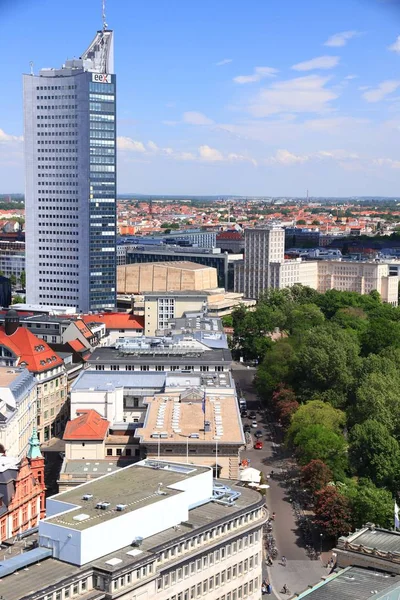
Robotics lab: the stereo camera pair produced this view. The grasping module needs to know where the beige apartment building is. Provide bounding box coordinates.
[144,291,209,336]
[317,261,398,304]
[118,261,218,294]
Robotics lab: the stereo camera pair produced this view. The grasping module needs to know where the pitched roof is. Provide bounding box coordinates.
[68,339,86,353]
[63,410,109,441]
[0,327,63,373]
[74,319,94,339]
[81,313,144,330]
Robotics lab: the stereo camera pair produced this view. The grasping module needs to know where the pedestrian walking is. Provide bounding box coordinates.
[281,555,287,567]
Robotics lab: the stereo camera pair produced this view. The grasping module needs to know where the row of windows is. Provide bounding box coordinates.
[95,364,225,372]
[37,114,78,120]
[37,131,77,136]
[163,577,259,600]
[36,85,77,91]
[37,94,77,100]
[38,158,77,162]
[89,93,115,101]
[37,104,78,110]
[89,82,115,93]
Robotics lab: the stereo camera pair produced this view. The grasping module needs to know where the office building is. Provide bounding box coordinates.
[0,310,68,441]
[0,239,25,282]
[216,231,245,254]
[317,260,398,305]
[67,369,242,477]
[126,246,229,289]
[117,262,218,294]
[143,291,208,336]
[0,367,37,460]
[0,430,46,544]
[243,225,285,298]
[0,459,265,600]
[23,27,117,312]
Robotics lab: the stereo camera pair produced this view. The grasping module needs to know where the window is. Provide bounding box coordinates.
[157,578,162,591]
[209,577,214,590]
[197,583,202,597]
[81,580,87,591]
[191,586,195,599]
[126,448,132,456]
[107,448,112,456]
[116,448,122,456]
[73,584,79,594]
[203,580,208,594]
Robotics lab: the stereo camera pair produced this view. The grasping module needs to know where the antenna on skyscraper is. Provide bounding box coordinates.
[29,61,34,76]
[102,0,108,30]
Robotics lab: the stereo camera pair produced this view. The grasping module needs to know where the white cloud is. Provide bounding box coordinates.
[248,75,338,117]
[183,111,214,125]
[198,145,224,161]
[344,74,358,80]
[117,137,146,152]
[362,80,400,102]
[233,66,278,84]
[216,58,232,66]
[373,157,400,169]
[147,141,159,152]
[0,129,23,143]
[271,149,309,165]
[388,36,400,54]
[291,55,339,71]
[324,31,359,47]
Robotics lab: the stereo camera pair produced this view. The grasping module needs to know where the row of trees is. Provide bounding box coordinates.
[231,286,399,538]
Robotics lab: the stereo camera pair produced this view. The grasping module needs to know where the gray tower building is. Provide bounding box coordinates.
[23,28,116,312]
[243,225,285,298]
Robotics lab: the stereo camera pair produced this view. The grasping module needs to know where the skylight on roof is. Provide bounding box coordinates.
[105,557,123,566]
[73,513,90,522]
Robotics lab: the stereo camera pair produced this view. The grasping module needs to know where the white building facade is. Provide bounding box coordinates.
[23,29,116,312]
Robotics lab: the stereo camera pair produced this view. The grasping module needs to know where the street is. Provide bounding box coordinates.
[232,364,327,599]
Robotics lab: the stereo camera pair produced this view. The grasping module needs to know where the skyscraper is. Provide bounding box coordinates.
[243,224,285,298]
[23,26,116,312]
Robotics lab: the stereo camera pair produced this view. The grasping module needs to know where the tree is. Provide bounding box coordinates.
[287,400,346,444]
[221,315,233,328]
[271,387,299,429]
[12,294,25,304]
[301,460,333,495]
[348,420,400,491]
[350,370,400,434]
[285,303,325,334]
[361,318,400,355]
[331,307,369,335]
[342,479,393,529]
[9,274,16,286]
[292,324,361,403]
[314,486,352,539]
[19,270,26,289]
[294,424,348,481]
[255,339,297,403]
[297,219,306,225]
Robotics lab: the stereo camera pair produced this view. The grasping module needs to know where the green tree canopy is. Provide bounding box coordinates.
[288,400,346,444]
[349,420,400,491]
[294,424,348,480]
[285,303,325,334]
[255,339,297,402]
[342,479,393,529]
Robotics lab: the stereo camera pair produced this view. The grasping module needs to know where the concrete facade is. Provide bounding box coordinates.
[117,262,218,294]
[23,30,116,312]
[144,292,208,336]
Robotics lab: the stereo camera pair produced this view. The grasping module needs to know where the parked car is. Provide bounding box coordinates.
[249,412,257,420]
[254,430,263,438]
[241,410,248,418]
[244,424,251,433]
[251,421,258,428]
[254,441,263,449]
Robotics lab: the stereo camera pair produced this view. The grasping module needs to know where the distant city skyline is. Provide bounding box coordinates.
[1,0,400,195]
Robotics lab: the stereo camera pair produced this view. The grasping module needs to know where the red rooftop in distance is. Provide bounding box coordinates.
[63,409,110,441]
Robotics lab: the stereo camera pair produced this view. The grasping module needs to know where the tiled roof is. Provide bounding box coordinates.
[68,339,86,353]
[0,327,63,373]
[74,319,94,339]
[63,409,109,441]
[81,313,144,330]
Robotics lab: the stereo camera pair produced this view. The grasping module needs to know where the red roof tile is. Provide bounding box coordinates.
[81,313,144,330]
[74,319,94,339]
[0,327,63,373]
[68,339,86,352]
[64,410,109,441]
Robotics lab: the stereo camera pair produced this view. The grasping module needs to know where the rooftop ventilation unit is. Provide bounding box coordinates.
[96,501,111,510]
[132,536,144,547]
[82,494,93,501]
[116,504,127,511]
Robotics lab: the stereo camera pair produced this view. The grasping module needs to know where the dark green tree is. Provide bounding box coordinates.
[342,479,393,529]
[287,400,345,444]
[349,420,400,491]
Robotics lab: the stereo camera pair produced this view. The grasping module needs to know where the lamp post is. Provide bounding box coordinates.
[320,533,323,555]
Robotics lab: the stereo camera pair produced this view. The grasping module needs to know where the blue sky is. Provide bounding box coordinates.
[1,0,400,196]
